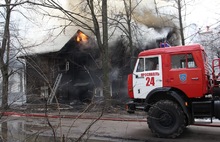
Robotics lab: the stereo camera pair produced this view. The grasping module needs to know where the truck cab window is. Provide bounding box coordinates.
[171,53,196,69]
[136,57,159,72]
[145,57,159,71]
[136,58,144,72]
[187,54,197,68]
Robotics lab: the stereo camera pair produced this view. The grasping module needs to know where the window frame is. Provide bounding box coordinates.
[135,56,159,72]
[171,53,197,69]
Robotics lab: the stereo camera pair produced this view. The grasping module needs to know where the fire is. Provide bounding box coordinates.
[76,31,88,43]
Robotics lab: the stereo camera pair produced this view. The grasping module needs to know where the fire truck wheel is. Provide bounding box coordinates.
[147,100,186,138]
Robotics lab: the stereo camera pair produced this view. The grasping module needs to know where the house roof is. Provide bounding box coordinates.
[18,30,92,57]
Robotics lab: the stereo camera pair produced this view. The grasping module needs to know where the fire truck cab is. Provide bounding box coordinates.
[127,44,220,138]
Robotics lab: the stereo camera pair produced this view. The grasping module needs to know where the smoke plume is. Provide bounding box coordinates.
[64,0,181,99]
[65,0,180,49]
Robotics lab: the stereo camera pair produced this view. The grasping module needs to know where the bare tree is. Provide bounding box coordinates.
[152,0,193,45]
[171,0,196,45]
[0,1,65,141]
[177,0,185,45]
[0,0,14,109]
[123,0,135,69]
[100,0,110,107]
[0,0,40,108]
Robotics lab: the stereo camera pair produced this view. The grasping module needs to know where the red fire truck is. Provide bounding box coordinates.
[126,44,220,138]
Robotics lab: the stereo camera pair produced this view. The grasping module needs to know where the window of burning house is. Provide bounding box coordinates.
[58,61,69,72]
[171,53,197,69]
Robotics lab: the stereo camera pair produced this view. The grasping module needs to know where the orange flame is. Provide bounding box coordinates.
[76,31,88,42]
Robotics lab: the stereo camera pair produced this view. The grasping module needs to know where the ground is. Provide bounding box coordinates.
[1,103,220,142]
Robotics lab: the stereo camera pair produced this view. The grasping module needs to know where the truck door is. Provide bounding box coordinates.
[168,53,203,98]
[133,55,163,99]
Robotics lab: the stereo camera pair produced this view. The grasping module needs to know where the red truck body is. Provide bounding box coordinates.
[127,44,220,138]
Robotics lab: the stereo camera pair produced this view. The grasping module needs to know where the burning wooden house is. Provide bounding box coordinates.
[19,27,179,105]
[20,30,105,104]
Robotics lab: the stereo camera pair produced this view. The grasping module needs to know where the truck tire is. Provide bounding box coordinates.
[147,100,186,138]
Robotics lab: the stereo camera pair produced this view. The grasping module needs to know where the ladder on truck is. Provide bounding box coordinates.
[47,73,63,104]
[212,58,220,86]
